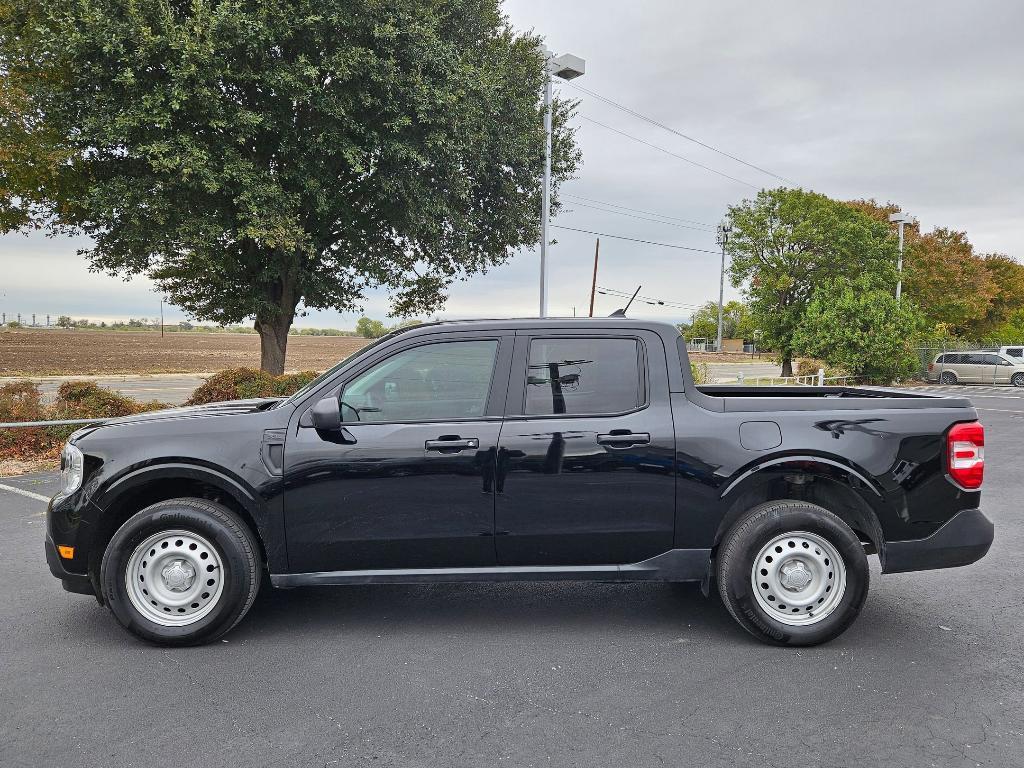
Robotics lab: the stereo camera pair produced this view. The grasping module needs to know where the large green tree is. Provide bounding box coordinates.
[678,300,754,341]
[793,275,925,381]
[1,0,579,372]
[846,199,1024,338]
[727,188,899,376]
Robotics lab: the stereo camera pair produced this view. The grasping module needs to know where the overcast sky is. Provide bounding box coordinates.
[2,0,1022,328]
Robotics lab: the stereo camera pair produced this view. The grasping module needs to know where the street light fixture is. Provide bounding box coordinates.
[888,210,917,302]
[539,49,585,318]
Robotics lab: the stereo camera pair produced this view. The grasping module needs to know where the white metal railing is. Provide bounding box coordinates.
[732,369,857,387]
[0,418,108,428]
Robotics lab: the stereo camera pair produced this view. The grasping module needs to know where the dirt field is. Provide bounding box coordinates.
[0,329,370,376]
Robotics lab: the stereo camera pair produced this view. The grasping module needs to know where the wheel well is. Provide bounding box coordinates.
[88,477,267,592]
[714,471,883,556]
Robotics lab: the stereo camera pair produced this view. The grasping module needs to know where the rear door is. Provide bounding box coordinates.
[976,353,1002,384]
[960,353,986,383]
[493,330,675,566]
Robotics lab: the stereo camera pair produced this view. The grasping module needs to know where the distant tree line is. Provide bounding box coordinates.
[11,316,361,335]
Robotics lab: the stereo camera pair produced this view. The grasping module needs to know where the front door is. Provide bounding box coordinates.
[283,334,511,573]
[494,331,676,566]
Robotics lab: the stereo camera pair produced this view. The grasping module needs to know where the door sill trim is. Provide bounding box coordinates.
[271,548,711,587]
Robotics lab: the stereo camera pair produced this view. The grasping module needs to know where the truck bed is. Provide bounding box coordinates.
[692,385,975,412]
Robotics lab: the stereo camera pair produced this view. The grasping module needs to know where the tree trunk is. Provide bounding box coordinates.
[780,355,794,378]
[255,313,292,375]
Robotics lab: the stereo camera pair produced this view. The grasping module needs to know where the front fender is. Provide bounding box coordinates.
[94,460,262,514]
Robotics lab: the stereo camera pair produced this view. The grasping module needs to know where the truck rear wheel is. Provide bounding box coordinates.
[717,500,869,646]
[100,498,261,646]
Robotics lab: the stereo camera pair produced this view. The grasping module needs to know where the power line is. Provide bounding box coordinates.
[563,80,796,185]
[596,285,703,311]
[564,199,714,232]
[581,116,760,190]
[562,193,715,228]
[551,224,719,255]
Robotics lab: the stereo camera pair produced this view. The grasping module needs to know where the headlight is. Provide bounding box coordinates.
[58,443,84,498]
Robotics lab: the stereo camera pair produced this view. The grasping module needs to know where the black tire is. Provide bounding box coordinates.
[1012,372,1024,388]
[939,371,958,385]
[100,498,262,645]
[717,500,869,646]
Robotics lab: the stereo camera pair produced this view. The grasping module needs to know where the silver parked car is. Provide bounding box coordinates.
[928,351,1024,386]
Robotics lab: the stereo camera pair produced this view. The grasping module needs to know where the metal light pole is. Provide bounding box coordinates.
[539,49,585,317]
[715,223,732,353]
[888,210,917,302]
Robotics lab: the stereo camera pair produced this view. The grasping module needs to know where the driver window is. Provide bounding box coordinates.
[340,340,499,423]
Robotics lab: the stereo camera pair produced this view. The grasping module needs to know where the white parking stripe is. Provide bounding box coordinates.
[0,483,51,503]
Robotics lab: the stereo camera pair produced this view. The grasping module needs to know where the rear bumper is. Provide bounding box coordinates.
[882,509,994,574]
[45,535,95,596]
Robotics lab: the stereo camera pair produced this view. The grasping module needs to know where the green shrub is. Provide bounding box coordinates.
[51,381,142,419]
[690,362,708,385]
[186,368,321,405]
[272,371,319,396]
[0,381,172,462]
[0,381,50,457]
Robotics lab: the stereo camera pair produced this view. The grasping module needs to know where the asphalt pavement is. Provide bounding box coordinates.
[1,387,1022,767]
[5,374,208,406]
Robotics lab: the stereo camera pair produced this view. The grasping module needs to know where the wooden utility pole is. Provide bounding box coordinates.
[588,238,600,317]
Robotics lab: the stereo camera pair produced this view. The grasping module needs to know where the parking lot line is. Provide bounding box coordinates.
[0,483,50,503]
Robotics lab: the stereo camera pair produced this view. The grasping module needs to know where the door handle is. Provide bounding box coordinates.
[597,432,650,447]
[425,437,479,453]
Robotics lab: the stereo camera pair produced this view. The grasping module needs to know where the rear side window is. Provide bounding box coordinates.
[524,337,643,416]
[1006,348,1023,358]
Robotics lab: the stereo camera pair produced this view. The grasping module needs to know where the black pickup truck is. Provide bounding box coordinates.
[46,318,993,646]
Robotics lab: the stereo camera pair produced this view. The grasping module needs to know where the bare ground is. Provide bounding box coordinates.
[0,329,370,376]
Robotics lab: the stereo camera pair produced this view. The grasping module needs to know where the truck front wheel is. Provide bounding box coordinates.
[717,500,869,646]
[100,497,262,646]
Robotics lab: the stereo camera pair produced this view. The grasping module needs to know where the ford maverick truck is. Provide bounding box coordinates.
[46,319,993,646]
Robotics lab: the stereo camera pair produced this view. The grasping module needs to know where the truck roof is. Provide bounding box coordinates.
[389,317,682,336]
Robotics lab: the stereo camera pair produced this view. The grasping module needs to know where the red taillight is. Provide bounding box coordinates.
[947,421,984,489]
[928,362,934,372]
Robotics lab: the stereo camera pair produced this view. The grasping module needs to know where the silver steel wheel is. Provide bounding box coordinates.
[1013,373,1024,388]
[125,529,225,627]
[750,531,847,626]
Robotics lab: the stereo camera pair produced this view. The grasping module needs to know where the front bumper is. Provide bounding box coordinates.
[44,534,95,595]
[882,509,994,574]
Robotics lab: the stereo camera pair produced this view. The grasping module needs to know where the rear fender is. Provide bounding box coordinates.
[715,455,886,552]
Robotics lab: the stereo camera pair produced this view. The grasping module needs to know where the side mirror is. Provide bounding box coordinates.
[310,396,342,432]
